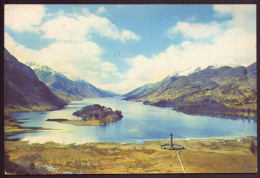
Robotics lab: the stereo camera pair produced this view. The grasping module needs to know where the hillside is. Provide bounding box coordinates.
[26,62,112,101]
[123,83,154,98]
[98,88,120,97]
[4,49,67,114]
[123,75,179,98]
[124,63,257,119]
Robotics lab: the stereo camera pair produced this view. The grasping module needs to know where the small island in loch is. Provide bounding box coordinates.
[46,104,123,126]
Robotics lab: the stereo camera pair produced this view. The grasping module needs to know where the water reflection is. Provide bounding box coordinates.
[8,97,257,144]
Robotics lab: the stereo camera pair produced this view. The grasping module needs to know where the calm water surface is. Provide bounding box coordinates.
[8,97,257,144]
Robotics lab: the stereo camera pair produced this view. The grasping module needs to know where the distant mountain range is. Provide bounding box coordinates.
[5,47,256,119]
[4,49,67,114]
[124,63,257,119]
[26,61,118,102]
[98,88,121,97]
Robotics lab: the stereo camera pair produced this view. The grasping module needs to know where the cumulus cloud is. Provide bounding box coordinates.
[5,32,103,80]
[41,15,87,42]
[123,5,256,93]
[5,32,101,71]
[5,5,139,43]
[41,13,139,43]
[5,31,125,89]
[4,5,139,92]
[5,5,45,33]
[168,21,222,40]
[96,6,108,15]
[38,41,102,72]
[4,5,256,95]
[214,5,256,32]
[101,62,118,72]
[4,32,39,62]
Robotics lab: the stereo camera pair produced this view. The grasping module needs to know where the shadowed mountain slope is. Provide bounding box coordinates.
[4,49,67,114]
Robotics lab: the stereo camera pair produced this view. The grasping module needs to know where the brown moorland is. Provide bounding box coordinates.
[5,136,257,174]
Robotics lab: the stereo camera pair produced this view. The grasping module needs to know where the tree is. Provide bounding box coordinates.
[93,113,97,119]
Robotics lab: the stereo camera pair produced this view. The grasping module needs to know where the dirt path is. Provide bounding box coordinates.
[177,150,185,173]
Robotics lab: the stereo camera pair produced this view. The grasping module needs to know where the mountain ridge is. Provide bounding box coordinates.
[4,49,67,114]
[26,61,112,101]
[124,62,257,119]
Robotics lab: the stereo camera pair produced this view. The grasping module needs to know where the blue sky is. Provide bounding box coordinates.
[5,5,256,94]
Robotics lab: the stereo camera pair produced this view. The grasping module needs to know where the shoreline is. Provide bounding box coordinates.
[125,99,257,120]
[5,136,257,174]
[6,134,257,145]
[4,109,257,174]
[4,111,256,144]
[4,116,59,140]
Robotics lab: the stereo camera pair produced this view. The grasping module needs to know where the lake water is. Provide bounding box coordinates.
[8,97,257,144]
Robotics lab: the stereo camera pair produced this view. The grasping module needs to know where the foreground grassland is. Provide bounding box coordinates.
[5,136,257,174]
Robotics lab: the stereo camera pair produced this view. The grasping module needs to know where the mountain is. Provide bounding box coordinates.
[123,68,197,98]
[98,88,120,97]
[124,63,257,119]
[123,83,154,98]
[4,49,67,114]
[26,62,112,101]
[73,79,111,98]
[123,75,179,99]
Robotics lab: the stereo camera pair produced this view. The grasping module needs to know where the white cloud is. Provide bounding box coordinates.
[81,8,90,16]
[168,21,222,39]
[5,5,256,95]
[214,5,256,33]
[4,32,39,62]
[101,62,118,72]
[4,5,138,94]
[121,30,140,42]
[38,41,102,72]
[41,12,139,43]
[96,6,108,15]
[5,32,103,81]
[5,32,125,91]
[41,15,88,42]
[5,5,45,33]
[123,5,256,93]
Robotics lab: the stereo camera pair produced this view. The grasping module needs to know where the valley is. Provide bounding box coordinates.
[4,4,257,175]
[4,49,257,175]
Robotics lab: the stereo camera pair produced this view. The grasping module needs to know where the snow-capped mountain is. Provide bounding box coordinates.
[25,61,112,101]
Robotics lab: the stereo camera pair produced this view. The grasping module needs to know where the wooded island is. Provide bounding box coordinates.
[46,104,123,126]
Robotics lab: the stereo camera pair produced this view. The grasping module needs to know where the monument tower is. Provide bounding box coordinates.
[170,132,173,147]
